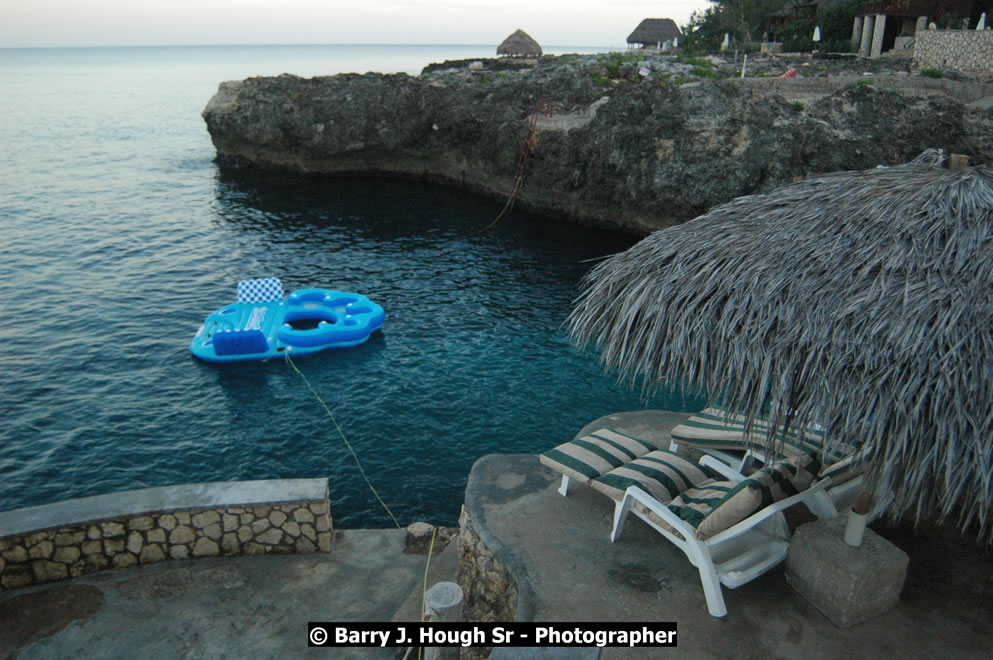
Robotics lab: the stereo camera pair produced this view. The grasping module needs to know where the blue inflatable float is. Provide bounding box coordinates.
[190,277,385,363]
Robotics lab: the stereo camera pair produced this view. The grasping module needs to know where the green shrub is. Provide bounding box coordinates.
[775,19,814,52]
[937,13,958,29]
[820,39,855,53]
[852,79,873,94]
[921,69,944,78]
[604,54,624,78]
[691,66,720,78]
[677,54,712,68]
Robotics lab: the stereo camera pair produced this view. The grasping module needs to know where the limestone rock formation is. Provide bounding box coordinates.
[202,55,993,234]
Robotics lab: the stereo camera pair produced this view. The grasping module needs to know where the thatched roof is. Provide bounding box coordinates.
[626,18,682,46]
[497,29,542,57]
[568,151,993,544]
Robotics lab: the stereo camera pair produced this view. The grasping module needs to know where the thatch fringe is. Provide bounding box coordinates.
[568,155,993,545]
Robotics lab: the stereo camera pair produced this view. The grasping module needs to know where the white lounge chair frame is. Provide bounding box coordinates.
[609,455,832,617]
[667,439,873,520]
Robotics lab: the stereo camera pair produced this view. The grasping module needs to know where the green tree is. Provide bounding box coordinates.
[681,6,725,54]
[686,0,790,45]
[685,0,860,53]
[817,0,859,52]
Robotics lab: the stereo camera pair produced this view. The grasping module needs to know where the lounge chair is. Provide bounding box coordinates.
[668,408,869,518]
[541,435,830,617]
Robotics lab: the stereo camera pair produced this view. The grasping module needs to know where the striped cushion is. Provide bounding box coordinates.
[590,449,721,503]
[820,451,865,484]
[664,454,820,540]
[672,408,860,480]
[540,429,659,486]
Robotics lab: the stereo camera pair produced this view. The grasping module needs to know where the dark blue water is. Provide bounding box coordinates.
[0,45,699,528]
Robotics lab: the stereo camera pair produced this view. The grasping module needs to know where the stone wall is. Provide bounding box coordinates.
[0,479,331,593]
[915,29,993,72]
[455,505,518,660]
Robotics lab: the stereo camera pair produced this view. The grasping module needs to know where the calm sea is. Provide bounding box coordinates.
[0,44,698,528]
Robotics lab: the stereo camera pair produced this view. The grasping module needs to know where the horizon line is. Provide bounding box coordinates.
[0,42,620,51]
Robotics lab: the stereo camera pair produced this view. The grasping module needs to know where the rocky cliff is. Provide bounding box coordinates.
[202,53,993,234]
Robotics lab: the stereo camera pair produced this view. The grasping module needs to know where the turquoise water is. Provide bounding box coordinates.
[0,45,698,528]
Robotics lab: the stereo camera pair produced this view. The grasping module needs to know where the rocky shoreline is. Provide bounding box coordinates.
[202,52,993,234]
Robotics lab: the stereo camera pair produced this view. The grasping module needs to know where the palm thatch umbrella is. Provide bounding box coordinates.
[568,151,993,545]
[626,18,682,49]
[497,29,542,57]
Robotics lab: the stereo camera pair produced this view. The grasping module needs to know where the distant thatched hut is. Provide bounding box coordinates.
[626,18,682,50]
[497,29,543,57]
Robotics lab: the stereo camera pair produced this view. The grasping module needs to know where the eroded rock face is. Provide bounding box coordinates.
[202,56,993,234]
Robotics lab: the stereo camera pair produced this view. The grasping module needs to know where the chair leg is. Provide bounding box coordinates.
[610,497,632,542]
[557,475,570,496]
[698,561,728,617]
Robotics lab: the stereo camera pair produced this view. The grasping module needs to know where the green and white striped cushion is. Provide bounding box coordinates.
[672,408,861,480]
[663,454,820,539]
[590,449,721,504]
[540,428,659,486]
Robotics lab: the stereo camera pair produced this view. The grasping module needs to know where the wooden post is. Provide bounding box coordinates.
[853,490,873,515]
[948,154,970,169]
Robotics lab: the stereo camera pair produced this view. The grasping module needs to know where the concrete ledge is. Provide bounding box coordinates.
[0,479,332,593]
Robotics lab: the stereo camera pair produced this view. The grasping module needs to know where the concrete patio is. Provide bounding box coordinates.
[2,410,991,658]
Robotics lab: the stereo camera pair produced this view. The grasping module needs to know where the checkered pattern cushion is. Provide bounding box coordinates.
[540,429,659,486]
[591,449,721,503]
[661,454,820,540]
[237,277,284,303]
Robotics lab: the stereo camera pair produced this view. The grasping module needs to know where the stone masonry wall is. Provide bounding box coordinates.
[455,505,518,660]
[0,480,331,593]
[915,30,993,72]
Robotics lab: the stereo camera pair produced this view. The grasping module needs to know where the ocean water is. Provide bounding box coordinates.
[0,44,698,528]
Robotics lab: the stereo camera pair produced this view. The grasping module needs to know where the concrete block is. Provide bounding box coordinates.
[786,516,908,627]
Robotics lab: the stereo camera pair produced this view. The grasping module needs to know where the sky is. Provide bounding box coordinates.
[0,0,714,49]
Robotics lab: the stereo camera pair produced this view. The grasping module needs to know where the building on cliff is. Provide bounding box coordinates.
[853,0,985,60]
[496,29,543,57]
[626,18,682,50]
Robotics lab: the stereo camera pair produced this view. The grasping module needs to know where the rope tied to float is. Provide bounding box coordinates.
[284,349,401,528]
[288,350,444,660]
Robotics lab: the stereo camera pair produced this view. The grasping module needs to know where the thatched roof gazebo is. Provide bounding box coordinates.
[626,18,682,49]
[568,151,993,545]
[497,29,542,57]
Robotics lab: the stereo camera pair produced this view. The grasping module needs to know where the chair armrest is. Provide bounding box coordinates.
[708,477,833,545]
[699,455,746,482]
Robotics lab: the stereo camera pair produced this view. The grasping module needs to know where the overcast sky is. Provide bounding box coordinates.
[0,0,713,48]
